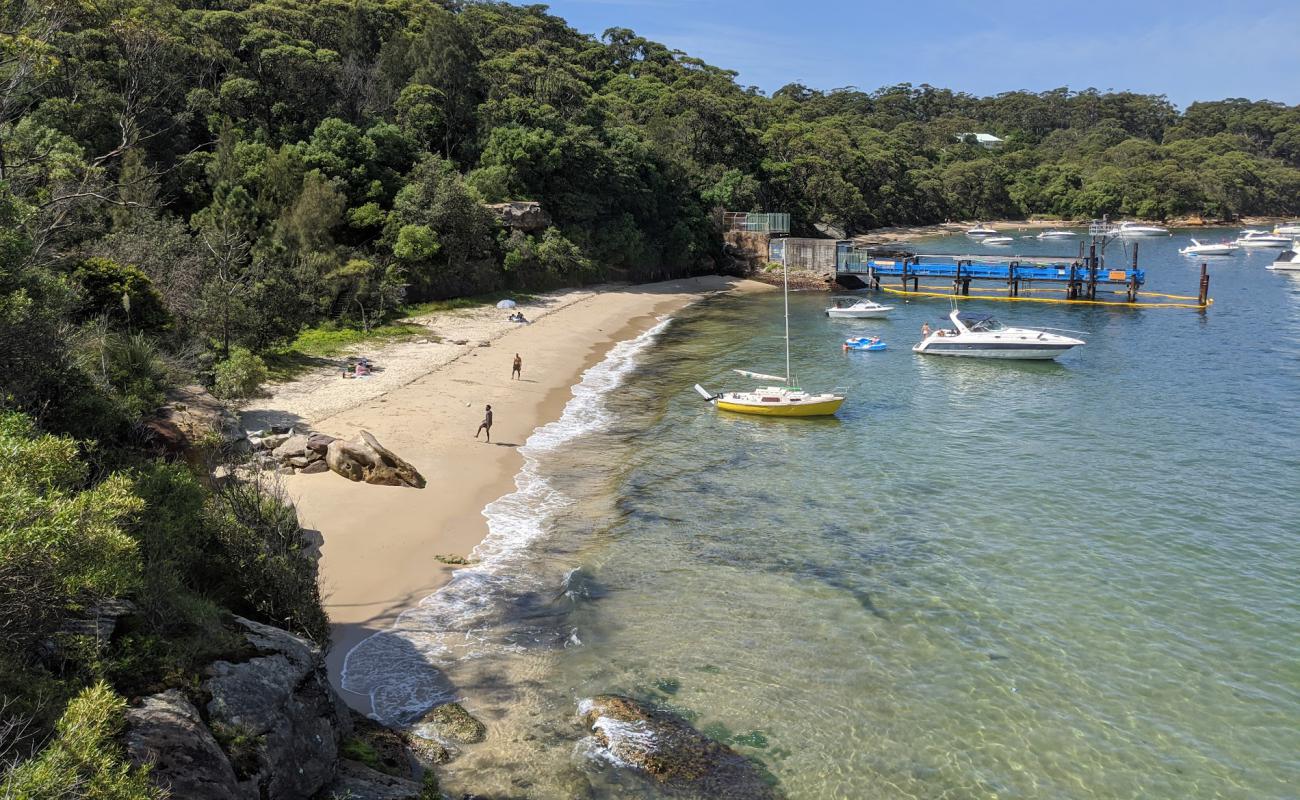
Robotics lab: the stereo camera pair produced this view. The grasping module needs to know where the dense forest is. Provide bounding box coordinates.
[3,0,1300,794]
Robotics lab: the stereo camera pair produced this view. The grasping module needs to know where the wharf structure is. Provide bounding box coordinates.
[836,239,1212,310]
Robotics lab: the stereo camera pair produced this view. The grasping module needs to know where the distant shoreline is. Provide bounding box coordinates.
[853,216,1296,245]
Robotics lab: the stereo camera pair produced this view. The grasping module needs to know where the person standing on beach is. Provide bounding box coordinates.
[512,353,522,380]
[475,404,493,443]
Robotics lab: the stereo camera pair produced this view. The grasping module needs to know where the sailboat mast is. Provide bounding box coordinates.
[783,260,791,385]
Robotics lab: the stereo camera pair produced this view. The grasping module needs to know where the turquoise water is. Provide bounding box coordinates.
[345,230,1300,798]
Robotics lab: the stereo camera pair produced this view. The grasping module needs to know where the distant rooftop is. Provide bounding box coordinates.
[955,132,1005,148]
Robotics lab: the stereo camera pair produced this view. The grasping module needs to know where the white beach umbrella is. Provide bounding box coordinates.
[496,299,517,309]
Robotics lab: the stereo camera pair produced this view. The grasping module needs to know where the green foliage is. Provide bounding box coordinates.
[213,347,268,400]
[0,413,143,655]
[0,683,161,799]
[204,479,330,644]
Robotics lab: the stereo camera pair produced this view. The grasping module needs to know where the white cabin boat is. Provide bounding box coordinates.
[1179,238,1237,256]
[1272,222,1300,235]
[1114,221,1169,237]
[1235,229,1292,248]
[1036,230,1077,240]
[1267,241,1300,271]
[913,310,1084,360]
[965,224,998,237]
[981,235,1015,245]
[825,299,894,318]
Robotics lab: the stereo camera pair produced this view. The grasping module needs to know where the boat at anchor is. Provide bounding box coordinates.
[913,309,1084,360]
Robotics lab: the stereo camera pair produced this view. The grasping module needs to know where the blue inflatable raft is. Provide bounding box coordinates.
[844,337,886,352]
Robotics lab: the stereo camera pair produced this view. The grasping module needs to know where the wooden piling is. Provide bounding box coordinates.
[1198,263,1210,307]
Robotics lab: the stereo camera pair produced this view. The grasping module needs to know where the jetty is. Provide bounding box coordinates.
[835,240,1212,309]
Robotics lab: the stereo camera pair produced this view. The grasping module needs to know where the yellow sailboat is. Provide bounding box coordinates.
[694,262,846,417]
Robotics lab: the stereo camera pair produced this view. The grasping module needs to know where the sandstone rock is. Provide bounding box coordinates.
[579,695,779,799]
[323,759,423,800]
[300,460,331,474]
[259,433,290,451]
[125,690,253,800]
[414,702,485,744]
[273,433,310,459]
[276,464,296,475]
[306,433,336,453]
[486,200,550,232]
[288,455,311,468]
[325,431,426,488]
[204,617,352,799]
[143,385,247,459]
[406,735,451,765]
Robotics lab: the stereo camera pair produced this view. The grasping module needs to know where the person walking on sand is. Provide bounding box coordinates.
[475,404,493,443]
[512,353,522,380]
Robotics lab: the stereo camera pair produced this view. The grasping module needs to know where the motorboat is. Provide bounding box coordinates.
[1272,222,1300,235]
[913,309,1084,360]
[1179,238,1237,256]
[1114,221,1169,237]
[981,235,1015,245]
[1036,230,1077,240]
[1235,229,1292,248]
[825,298,894,318]
[965,224,998,237]
[694,261,845,417]
[1267,240,1300,271]
[843,336,886,351]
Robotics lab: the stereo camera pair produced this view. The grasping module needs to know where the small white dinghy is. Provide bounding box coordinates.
[826,299,895,318]
[1179,238,1237,256]
[981,235,1015,246]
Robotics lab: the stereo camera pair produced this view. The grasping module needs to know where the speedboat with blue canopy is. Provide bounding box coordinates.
[913,309,1084,360]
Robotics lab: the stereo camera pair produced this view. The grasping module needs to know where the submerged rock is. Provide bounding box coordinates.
[579,695,780,799]
[415,701,486,744]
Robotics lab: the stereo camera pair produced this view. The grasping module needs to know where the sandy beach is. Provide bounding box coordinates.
[253,276,765,710]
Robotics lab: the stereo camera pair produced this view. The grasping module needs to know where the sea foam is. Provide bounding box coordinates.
[341,318,674,725]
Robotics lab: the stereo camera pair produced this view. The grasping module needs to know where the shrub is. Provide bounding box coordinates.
[72,257,171,334]
[0,683,161,799]
[0,413,143,655]
[213,347,268,400]
[204,477,329,645]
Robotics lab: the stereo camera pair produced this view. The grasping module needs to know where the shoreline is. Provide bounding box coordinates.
[267,276,769,713]
[854,216,1294,245]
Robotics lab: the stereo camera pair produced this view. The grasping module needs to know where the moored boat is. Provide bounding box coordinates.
[1267,240,1300,271]
[1273,222,1300,235]
[981,235,1015,245]
[1115,221,1169,237]
[966,224,998,237]
[826,299,894,318]
[1179,238,1237,256]
[1036,230,1077,240]
[1235,229,1292,248]
[913,309,1084,360]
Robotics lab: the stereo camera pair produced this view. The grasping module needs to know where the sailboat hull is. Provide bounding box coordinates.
[715,396,845,416]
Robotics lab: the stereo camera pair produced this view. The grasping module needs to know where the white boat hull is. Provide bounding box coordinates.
[827,308,891,318]
[1237,240,1290,248]
[1180,247,1236,256]
[912,342,1079,360]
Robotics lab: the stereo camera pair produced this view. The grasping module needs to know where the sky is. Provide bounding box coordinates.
[542,0,1300,108]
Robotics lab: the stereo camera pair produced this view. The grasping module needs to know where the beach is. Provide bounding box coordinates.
[256,276,765,710]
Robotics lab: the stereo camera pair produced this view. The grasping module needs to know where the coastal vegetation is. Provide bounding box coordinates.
[2,0,1299,793]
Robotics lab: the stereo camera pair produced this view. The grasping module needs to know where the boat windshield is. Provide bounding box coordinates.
[968,318,1005,332]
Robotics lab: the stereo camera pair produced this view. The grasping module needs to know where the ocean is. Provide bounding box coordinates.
[342,230,1299,798]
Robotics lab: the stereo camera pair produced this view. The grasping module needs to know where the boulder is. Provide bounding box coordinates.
[125,690,253,800]
[204,617,352,799]
[486,200,550,232]
[300,460,331,475]
[579,695,779,799]
[325,431,426,488]
[414,702,485,745]
[273,433,310,460]
[323,759,423,800]
[306,433,336,453]
[143,385,247,459]
[259,433,291,451]
[288,455,311,468]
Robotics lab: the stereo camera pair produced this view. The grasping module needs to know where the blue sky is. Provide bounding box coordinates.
[543,0,1300,107]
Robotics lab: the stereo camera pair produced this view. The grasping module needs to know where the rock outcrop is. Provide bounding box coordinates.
[326,759,424,800]
[144,384,248,460]
[414,702,486,745]
[325,430,426,487]
[579,695,780,799]
[486,200,550,232]
[125,690,251,800]
[203,617,351,799]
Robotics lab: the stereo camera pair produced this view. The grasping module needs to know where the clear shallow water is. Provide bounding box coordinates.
[345,230,1300,799]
